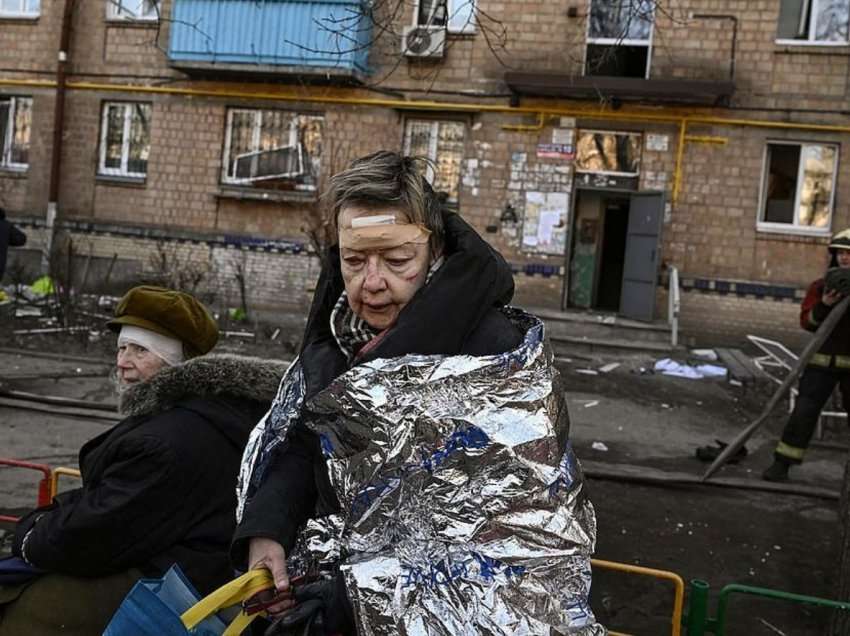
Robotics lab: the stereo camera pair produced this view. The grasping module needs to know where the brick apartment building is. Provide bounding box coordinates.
[1,0,849,347]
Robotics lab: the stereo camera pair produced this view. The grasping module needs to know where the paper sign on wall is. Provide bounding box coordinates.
[522,191,569,255]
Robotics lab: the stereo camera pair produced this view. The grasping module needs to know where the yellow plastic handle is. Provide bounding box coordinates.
[181,569,274,636]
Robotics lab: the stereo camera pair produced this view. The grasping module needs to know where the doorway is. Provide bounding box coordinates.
[568,189,630,312]
[566,188,665,321]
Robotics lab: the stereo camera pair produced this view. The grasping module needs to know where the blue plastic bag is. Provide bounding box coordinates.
[103,565,226,636]
[0,556,45,586]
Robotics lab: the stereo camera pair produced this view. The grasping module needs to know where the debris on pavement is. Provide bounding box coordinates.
[584,400,600,408]
[591,441,609,452]
[575,368,599,376]
[691,348,719,361]
[654,358,727,380]
[598,362,620,373]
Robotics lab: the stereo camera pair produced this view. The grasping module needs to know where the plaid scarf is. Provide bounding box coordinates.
[331,256,444,363]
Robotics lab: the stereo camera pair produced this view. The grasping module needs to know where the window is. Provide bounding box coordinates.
[0,97,32,170]
[575,130,642,175]
[107,0,159,21]
[98,102,151,179]
[222,109,324,191]
[403,119,465,202]
[777,0,849,44]
[416,0,476,34]
[759,142,838,233]
[585,0,655,78]
[0,0,39,17]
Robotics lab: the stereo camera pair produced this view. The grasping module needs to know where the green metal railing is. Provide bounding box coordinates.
[683,579,850,634]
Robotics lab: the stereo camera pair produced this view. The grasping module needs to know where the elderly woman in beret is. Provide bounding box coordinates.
[233,152,602,635]
[1,286,287,635]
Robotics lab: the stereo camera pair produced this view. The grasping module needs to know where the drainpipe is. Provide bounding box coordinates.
[44,0,75,272]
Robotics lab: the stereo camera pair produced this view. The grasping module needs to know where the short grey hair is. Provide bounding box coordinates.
[326,151,445,255]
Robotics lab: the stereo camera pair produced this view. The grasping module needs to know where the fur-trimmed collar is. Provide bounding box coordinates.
[119,353,288,418]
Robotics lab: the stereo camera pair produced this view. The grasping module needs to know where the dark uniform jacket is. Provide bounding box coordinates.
[233,210,523,563]
[13,354,287,595]
[801,277,850,359]
[0,212,26,281]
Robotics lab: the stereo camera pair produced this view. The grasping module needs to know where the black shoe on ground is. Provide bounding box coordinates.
[762,460,791,482]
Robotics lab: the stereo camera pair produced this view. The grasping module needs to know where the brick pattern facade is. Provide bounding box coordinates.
[2,0,850,349]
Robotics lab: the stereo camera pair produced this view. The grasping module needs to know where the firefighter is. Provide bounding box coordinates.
[763,228,850,481]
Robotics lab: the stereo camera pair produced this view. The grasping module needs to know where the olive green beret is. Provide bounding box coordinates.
[106,286,219,358]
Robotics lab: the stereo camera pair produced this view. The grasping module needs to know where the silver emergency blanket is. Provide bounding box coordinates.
[237,307,605,635]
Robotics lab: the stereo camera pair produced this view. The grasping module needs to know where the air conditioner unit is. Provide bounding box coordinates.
[402,25,446,58]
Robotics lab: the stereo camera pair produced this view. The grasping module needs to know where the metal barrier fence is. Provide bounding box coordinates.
[0,458,52,522]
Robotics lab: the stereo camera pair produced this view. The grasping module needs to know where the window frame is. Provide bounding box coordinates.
[756,139,839,236]
[0,96,32,171]
[574,128,643,177]
[413,0,477,35]
[220,107,322,190]
[775,0,850,46]
[584,0,656,79]
[402,117,467,204]
[98,101,151,180]
[106,0,160,22]
[0,0,40,18]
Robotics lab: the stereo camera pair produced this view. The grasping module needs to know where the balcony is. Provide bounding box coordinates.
[168,0,372,81]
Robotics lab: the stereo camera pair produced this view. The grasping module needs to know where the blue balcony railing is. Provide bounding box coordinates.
[168,0,372,74]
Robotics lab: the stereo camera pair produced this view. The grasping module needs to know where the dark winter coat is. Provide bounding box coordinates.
[13,354,287,596]
[232,210,523,562]
[0,211,26,281]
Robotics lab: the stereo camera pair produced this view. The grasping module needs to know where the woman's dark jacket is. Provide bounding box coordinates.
[13,355,287,595]
[233,211,522,563]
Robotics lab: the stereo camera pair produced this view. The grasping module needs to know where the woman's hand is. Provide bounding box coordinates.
[823,288,844,306]
[248,537,296,614]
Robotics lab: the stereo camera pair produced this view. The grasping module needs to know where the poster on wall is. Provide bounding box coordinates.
[522,191,569,255]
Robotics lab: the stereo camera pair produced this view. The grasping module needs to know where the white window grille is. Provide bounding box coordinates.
[222,109,324,190]
[416,0,476,34]
[777,0,850,44]
[0,0,39,18]
[585,0,655,78]
[107,0,159,21]
[98,102,151,179]
[0,97,32,170]
[758,141,838,234]
[403,119,465,202]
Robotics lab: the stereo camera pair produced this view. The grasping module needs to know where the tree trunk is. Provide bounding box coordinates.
[831,455,850,634]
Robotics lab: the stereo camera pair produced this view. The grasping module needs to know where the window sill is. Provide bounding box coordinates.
[215,186,318,204]
[96,175,147,188]
[0,167,28,179]
[775,41,850,54]
[756,224,831,242]
[105,18,160,28]
[0,14,39,23]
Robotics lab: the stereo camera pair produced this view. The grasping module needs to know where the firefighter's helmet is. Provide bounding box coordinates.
[829,229,850,251]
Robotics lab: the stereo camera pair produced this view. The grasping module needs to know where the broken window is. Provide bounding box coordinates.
[575,130,641,175]
[222,109,324,191]
[760,142,837,232]
[107,0,159,20]
[0,97,31,170]
[586,0,654,77]
[777,0,850,43]
[98,102,151,178]
[403,119,465,202]
[0,0,39,17]
[416,0,476,33]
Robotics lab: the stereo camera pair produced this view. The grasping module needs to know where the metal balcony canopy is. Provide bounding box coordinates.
[504,72,735,107]
[168,0,372,80]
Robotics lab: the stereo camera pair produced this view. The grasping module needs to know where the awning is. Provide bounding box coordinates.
[504,72,735,106]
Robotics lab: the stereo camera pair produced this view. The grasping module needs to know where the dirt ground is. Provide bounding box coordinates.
[0,325,847,635]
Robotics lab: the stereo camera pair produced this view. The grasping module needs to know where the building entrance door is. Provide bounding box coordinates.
[566,189,663,321]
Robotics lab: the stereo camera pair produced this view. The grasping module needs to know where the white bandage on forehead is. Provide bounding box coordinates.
[339,214,431,251]
[118,325,185,367]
